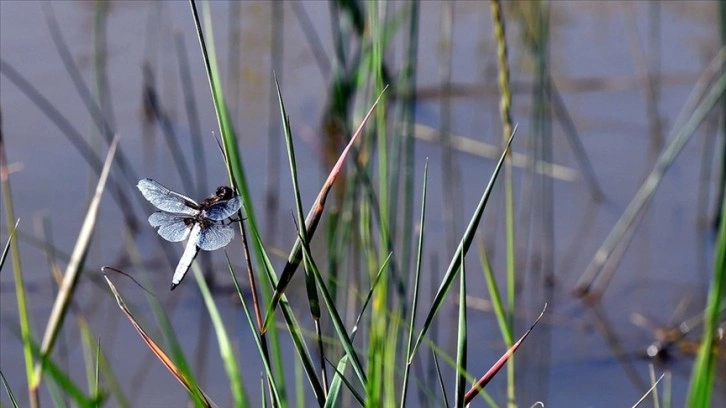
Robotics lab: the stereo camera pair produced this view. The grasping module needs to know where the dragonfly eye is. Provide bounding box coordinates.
[216,186,234,200]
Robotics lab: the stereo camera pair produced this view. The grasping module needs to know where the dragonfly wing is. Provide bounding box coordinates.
[171,224,202,290]
[204,196,242,221]
[148,211,191,242]
[137,178,199,215]
[197,223,235,251]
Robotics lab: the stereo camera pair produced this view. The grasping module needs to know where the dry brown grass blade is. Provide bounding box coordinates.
[101,270,211,407]
[31,135,119,391]
[464,304,546,404]
[262,86,388,333]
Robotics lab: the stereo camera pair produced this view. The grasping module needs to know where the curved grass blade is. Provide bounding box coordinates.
[32,136,119,391]
[297,227,368,390]
[409,130,515,360]
[190,263,249,408]
[464,304,546,404]
[252,230,327,406]
[326,255,390,407]
[263,87,388,332]
[225,253,282,407]
[101,271,212,407]
[263,86,388,332]
[323,356,365,408]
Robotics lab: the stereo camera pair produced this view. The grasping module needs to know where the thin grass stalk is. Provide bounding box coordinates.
[717,1,726,229]
[252,230,327,406]
[432,351,450,408]
[454,252,467,407]
[0,219,19,272]
[32,136,118,395]
[263,89,387,331]
[489,1,517,404]
[189,3,288,395]
[227,253,285,407]
[0,370,19,408]
[686,190,726,406]
[0,105,35,407]
[190,265,248,407]
[325,255,389,407]
[632,371,665,408]
[478,241,513,346]
[400,160,427,408]
[410,130,515,359]
[276,76,328,396]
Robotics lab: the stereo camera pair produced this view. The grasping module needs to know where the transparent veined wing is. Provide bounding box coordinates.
[203,196,242,221]
[148,211,192,242]
[137,179,199,215]
[196,222,235,251]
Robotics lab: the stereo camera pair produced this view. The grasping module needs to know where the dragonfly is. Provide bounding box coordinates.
[137,178,242,290]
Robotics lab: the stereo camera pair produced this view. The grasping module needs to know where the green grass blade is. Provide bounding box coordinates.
[225,253,282,407]
[297,228,369,390]
[687,194,726,406]
[478,242,513,346]
[326,254,390,405]
[264,88,388,332]
[324,356,365,407]
[432,351,450,408]
[1,107,35,404]
[276,75,322,323]
[27,337,100,408]
[252,231,327,406]
[454,252,467,407]
[410,131,515,360]
[400,160,428,408]
[191,264,248,408]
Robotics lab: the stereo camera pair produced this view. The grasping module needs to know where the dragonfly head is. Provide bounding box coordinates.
[214,186,235,201]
